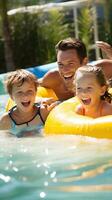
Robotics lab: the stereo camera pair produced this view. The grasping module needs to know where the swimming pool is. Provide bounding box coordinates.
[0,95,112,200]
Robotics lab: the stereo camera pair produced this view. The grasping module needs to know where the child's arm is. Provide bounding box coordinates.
[0,113,11,130]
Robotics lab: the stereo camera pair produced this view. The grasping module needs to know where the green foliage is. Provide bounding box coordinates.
[0,3,70,72]
[97,0,112,45]
[0,38,5,73]
[9,9,69,69]
[38,9,69,63]
[0,1,112,72]
[10,13,40,68]
[78,7,93,49]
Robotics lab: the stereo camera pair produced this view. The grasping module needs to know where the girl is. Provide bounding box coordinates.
[0,69,55,137]
[74,65,112,118]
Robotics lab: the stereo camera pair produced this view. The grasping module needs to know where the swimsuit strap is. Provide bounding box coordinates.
[8,106,17,125]
[37,105,45,124]
[8,104,44,125]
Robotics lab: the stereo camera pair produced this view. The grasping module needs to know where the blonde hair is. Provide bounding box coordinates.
[5,69,38,95]
[75,65,112,102]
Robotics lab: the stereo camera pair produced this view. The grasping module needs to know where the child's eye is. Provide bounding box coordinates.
[17,91,22,95]
[69,63,74,66]
[87,87,92,90]
[77,87,81,90]
[58,63,63,68]
[27,90,34,94]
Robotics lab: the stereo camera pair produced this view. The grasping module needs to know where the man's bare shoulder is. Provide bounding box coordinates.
[39,68,61,88]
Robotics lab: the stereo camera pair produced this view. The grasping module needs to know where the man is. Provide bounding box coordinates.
[39,37,88,100]
[39,39,112,102]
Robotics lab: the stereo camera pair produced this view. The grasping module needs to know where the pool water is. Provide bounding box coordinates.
[0,95,112,200]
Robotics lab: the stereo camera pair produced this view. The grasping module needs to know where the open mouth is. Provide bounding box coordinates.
[81,98,91,105]
[21,101,31,107]
[64,74,74,80]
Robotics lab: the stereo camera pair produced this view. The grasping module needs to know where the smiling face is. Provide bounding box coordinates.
[75,71,106,108]
[57,49,85,90]
[11,80,37,113]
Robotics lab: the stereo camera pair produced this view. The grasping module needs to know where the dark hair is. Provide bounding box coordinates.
[75,65,112,103]
[5,69,38,95]
[55,37,87,64]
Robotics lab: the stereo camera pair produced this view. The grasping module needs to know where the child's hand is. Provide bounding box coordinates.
[41,98,56,106]
[42,99,61,111]
[47,101,61,111]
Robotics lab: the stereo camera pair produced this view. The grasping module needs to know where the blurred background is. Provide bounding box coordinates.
[0,0,112,73]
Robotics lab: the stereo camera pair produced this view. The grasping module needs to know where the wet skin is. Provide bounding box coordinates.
[39,49,87,100]
[75,72,112,118]
[10,81,37,124]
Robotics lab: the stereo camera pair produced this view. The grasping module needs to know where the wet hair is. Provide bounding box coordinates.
[55,37,87,64]
[75,65,112,103]
[5,69,38,95]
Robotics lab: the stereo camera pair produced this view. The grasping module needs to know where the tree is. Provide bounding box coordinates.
[0,0,15,71]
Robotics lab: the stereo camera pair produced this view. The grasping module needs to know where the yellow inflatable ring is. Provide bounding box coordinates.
[45,97,112,139]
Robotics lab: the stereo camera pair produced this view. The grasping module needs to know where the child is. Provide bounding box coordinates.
[0,69,55,137]
[73,65,112,118]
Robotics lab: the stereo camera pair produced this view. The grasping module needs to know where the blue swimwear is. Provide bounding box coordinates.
[8,104,44,137]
